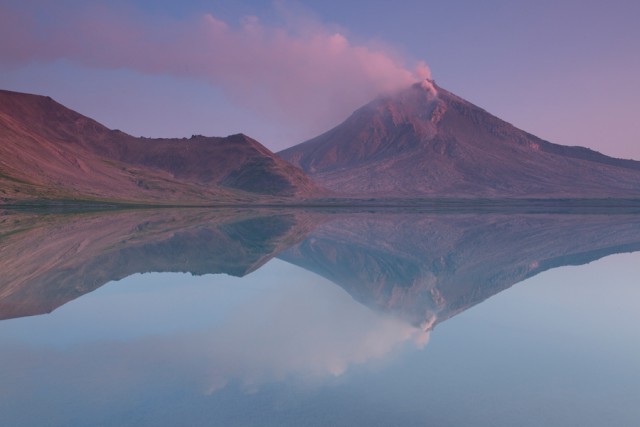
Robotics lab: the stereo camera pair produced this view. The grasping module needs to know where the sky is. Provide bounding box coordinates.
[1,0,639,158]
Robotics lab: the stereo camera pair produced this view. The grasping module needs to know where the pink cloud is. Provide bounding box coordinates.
[0,3,430,139]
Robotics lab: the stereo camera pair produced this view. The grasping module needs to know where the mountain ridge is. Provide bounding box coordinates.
[3,83,640,203]
[0,89,323,204]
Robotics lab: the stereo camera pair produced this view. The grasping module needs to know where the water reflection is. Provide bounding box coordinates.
[2,208,640,327]
[0,263,425,397]
[0,209,318,319]
[281,213,640,326]
[0,208,639,426]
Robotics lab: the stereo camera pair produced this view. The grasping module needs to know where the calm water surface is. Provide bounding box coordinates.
[0,210,638,426]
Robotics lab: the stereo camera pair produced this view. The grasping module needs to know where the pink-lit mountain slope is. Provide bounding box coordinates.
[0,89,322,204]
[279,81,640,198]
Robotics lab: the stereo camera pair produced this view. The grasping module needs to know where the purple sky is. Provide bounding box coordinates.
[1,0,639,159]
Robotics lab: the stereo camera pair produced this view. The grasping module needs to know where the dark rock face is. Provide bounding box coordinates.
[0,90,321,203]
[279,82,640,198]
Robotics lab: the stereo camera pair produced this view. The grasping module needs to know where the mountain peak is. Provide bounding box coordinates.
[279,82,640,198]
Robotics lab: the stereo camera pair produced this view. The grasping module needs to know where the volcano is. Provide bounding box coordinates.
[279,80,640,198]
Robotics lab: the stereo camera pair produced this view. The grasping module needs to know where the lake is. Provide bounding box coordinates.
[1,208,638,426]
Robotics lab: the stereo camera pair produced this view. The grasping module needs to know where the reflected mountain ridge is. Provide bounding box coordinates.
[1,208,640,326]
[0,209,320,320]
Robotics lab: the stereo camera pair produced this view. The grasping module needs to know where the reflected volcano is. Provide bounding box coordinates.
[279,213,640,327]
[1,208,640,325]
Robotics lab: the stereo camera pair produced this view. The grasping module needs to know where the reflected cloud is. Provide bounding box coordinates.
[197,281,429,393]
[0,265,428,404]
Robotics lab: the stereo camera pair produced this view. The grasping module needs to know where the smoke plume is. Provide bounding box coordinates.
[0,2,430,140]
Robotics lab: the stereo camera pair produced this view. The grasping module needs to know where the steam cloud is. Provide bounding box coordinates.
[0,2,431,140]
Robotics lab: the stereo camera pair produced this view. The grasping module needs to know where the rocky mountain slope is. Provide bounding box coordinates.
[279,81,640,198]
[0,89,321,204]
